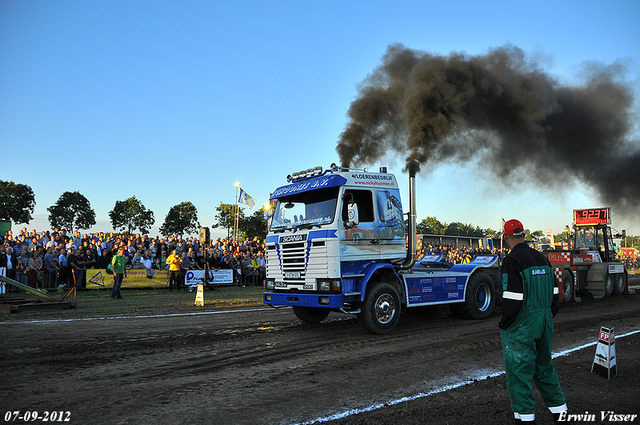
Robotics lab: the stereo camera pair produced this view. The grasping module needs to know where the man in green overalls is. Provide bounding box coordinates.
[500,219,569,424]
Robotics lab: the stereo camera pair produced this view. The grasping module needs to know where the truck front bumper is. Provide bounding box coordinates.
[263,292,343,308]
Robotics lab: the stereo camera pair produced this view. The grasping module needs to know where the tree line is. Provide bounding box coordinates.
[0,180,265,239]
[417,216,553,242]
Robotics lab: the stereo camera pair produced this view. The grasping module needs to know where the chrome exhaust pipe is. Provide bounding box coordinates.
[399,171,417,270]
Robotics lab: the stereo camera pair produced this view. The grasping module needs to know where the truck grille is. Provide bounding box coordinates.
[266,240,328,286]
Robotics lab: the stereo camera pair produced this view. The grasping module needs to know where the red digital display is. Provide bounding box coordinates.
[573,208,610,226]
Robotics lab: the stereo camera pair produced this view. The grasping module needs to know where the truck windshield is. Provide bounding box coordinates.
[270,187,339,231]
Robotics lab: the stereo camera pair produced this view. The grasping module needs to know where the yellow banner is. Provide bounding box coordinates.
[86,269,169,289]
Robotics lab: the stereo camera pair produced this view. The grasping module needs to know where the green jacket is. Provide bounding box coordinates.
[111,254,127,275]
[500,242,559,330]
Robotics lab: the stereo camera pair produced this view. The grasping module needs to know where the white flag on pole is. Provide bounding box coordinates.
[238,188,257,209]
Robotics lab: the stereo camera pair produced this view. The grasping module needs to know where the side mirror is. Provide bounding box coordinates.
[347,202,359,228]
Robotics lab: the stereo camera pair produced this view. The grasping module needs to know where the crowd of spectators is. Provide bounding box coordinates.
[623,256,640,271]
[0,227,266,291]
[1,228,638,293]
[420,242,640,271]
[418,243,507,265]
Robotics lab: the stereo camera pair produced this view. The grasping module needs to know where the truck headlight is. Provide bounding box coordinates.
[317,279,341,292]
[264,279,275,290]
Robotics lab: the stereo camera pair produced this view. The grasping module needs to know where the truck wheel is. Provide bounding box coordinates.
[604,270,614,297]
[357,282,400,334]
[292,306,331,323]
[562,269,573,302]
[613,272,627,296]
[450,271,495,320]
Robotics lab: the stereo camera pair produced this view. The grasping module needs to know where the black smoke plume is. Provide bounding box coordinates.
[336,44,640,217]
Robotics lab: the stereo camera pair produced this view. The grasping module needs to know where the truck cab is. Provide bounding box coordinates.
[264,164,500,334]
[264,165,406,310]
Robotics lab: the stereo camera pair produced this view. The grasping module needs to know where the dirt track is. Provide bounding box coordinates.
[1,279,639,425]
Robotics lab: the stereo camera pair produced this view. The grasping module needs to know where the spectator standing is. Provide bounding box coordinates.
[149,240,157,260]
[27,251,42,288]
[58,248,69,288]
[84,249,97,270]
[111,247,127,299]
[241,253,254,285]
[97,249,112,269]
[219,255,231,270]
[180,252,189,288]
[75,248,87,289]
[67,248,84,289]
[208,249,221,270]
[1,245,19,281]
[140,250,154,279]
[257,252,266,284]
[15,250,26,285]
[166,249,182,291]
[43,247,58,290]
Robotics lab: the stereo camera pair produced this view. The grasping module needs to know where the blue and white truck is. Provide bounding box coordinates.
[263,164,501,334]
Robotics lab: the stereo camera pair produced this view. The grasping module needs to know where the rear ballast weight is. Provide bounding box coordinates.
[263,164,501,334]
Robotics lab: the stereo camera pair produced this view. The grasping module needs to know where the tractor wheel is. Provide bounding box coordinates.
[604,270,614,297]
[562,269,573,302]
[449,271,495,320]
[292,306,331,323]
[357,282,401,334]
[613,272,627,296]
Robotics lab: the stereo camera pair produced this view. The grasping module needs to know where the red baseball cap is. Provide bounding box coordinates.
[503,219,525,236]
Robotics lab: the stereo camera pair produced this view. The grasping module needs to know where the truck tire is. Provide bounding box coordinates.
[562,269,573,302]
[449,271,495,320]
[292,306,331,323]
[604,270,614,297]
[357,282,401,335]
[613,272,627,296]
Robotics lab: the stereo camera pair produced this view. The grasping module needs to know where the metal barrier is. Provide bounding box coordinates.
[0,274,77,313]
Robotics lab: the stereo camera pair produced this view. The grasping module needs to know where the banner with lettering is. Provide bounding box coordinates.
[84,268,235,289]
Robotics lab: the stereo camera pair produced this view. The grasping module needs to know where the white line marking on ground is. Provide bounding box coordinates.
[296,329,640,425]
[0,307,279,325]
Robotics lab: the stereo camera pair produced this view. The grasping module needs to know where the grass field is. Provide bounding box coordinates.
[0,285,266,321]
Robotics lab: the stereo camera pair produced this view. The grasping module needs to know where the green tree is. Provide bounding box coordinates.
[109,196,155,234]
[47,191,96,231]
[553,230,571,247]
[0,180,36,224]
[417,216,446,235]
[159,201,200,237]
[242,207,268,239]
[212,202,245,238]
[530,230,546,243]
[445,222,464,236]
[470,225,488,238]
[485,228,500,239]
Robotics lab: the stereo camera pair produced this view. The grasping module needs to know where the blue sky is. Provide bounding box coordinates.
[2,0,639,238]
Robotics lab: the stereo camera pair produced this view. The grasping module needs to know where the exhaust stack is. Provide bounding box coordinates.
[399,171,417,270]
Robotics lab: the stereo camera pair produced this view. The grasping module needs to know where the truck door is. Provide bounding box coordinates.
[376,189,406,258]
[341,189,380,260]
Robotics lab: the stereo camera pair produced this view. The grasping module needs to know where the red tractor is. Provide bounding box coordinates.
[545,208,629,301]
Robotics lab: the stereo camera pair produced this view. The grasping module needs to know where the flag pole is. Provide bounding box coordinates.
[234,182,241,242]
[500,217,504,252]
